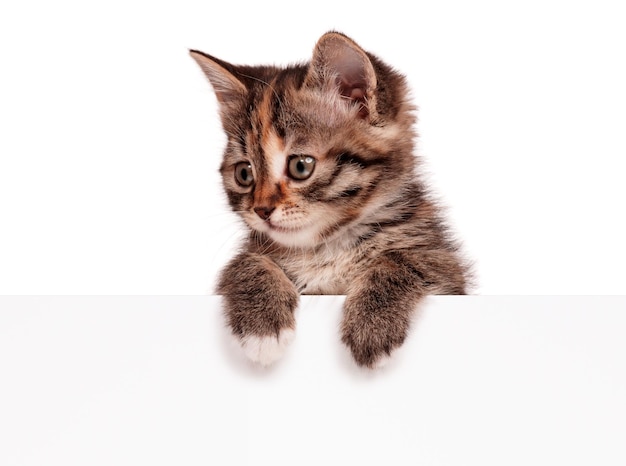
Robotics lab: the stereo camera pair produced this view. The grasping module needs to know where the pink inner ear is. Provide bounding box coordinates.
[310,34,376,120]
[348,88,365,100]
[339,82,369,119]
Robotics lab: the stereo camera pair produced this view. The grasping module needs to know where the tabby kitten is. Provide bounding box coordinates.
[191,32,470,368]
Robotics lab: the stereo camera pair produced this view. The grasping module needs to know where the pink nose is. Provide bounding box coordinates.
[254,206,275,221]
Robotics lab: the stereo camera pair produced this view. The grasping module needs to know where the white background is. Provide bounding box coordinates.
[1,4,625,464]
[2,296,625,465]
[1,0,625,294]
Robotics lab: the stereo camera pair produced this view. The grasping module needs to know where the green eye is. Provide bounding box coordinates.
[234,162,254,187]
[288,155,316,180]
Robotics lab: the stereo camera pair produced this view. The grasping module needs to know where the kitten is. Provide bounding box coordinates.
[191,32,471,368]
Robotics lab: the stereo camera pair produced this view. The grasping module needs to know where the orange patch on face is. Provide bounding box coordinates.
[251,85,293,211]
[254,180,289,210]
[258,87,282,150]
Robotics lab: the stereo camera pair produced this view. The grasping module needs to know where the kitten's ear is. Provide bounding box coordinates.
[306,32,377,120]
[189,50,247,108]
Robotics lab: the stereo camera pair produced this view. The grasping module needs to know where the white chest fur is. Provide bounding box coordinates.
[277,244,365,295]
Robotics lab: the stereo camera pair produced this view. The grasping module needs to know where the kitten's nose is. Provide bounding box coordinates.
[254,206,275,221]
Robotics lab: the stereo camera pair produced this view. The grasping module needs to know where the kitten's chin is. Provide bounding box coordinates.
[254,222,321,249]
[268,225,321,249]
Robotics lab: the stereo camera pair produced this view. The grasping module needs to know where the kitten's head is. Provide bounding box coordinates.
[191,32,417,249]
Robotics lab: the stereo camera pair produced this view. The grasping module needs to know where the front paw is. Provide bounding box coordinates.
[341,307,410,369]
[239,328,296,367]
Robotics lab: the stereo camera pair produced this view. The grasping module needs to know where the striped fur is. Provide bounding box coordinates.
[191,32,471,368]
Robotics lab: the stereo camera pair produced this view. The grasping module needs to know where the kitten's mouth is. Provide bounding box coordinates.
[265,221,320,248]
[249,214,319,246]
[267,221,302,234]
[248,214,305,235]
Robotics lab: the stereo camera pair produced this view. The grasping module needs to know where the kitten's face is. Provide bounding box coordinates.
[220,87,390,248]
[191,33,415,249]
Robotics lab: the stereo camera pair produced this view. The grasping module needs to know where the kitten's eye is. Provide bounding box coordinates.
[288,155,316,180]
[234,162,254,187]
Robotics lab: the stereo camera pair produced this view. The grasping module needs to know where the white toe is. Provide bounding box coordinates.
[372,353,393,369]
[240,329,295,366]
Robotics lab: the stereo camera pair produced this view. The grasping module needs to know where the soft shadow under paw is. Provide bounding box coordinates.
[337,341,403,379]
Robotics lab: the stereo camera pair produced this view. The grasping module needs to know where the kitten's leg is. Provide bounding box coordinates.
[217,252,299,366]
[341,251,428,369]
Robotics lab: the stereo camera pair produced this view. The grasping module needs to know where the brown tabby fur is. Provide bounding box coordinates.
[191,32,471,368]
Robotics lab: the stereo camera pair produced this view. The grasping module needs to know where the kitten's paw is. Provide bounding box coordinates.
[341,313,408,369]
[240,329,295,367]
[342,336,397,369]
